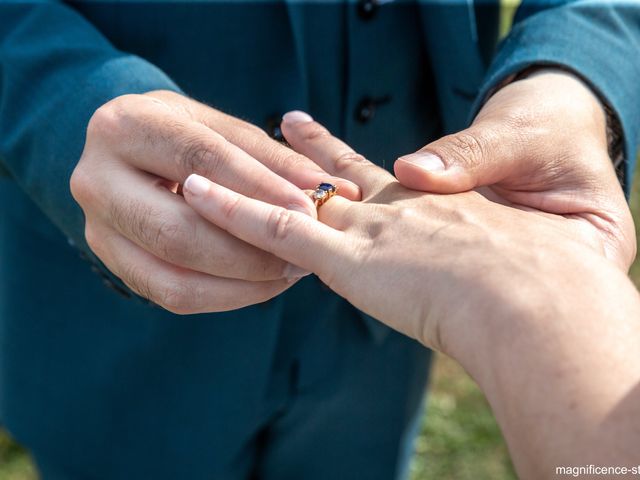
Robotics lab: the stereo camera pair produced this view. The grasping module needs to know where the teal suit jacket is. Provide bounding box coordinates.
[0,1,638,477]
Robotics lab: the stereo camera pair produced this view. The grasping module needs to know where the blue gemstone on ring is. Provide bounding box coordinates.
[317,182,336,192]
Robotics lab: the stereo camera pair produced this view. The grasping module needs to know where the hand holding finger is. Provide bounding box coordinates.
[182,173,352,279]
[78,166,304,281]
[88,95,320,216]
[72,92,334,315]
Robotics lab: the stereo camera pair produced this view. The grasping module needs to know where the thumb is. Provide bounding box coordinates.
[394,126,521,193]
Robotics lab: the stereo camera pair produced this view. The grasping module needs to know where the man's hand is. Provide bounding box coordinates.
[70,91,359,314]
[394,71,636,270]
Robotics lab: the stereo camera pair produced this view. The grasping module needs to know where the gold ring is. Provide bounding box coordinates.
[311,182,337,209]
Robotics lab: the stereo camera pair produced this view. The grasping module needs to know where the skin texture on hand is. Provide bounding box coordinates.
[183,113,608,351]
[182,115,640,479]
[394,70,636,270]
[70,90,360,313]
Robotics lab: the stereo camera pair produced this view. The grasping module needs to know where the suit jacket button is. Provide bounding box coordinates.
[355,95,392,124]
[265,114,285,142]
[355,97,376,123]
[357,0,379,20]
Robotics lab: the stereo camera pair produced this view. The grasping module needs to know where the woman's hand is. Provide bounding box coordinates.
[182,114,604,353]
[182,114,640,480]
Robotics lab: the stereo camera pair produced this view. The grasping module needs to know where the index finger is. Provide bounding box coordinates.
[196,107,362,200]
[146,91,362,200]
[182,173,349,277]
[280,111,394,195]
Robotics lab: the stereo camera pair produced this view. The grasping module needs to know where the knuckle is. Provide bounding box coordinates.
[178,135,223,180]
[243,122,270,138]
[269,150,308,174]
[445,131,487,168]
[157,281,198,315]
[151,219,192,264]
[143,90,183,107]
[333,151,368,175]
[112,200,193,264]
[266,207,294,242]
[220,194,243,222]
[69,163,94,205]
[109,199,148,242]
[87,95,136,141]
[396,206,419,222]
[83,224,102,255]
[264,257,289,280]
[120,259,202,315]
[280,151,306,169]
[303,125,332,142]
[239,254,285,282]
[209,251,238,276]
[121,262,154,303]
[86,105,117,140]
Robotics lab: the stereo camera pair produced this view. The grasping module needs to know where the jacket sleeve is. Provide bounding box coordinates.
[471,0,640,196]
[0,1,182,256]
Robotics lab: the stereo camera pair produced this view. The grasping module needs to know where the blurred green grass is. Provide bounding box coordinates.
[1,174,639,479]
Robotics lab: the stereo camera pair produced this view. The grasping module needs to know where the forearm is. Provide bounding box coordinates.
[0,2,180,254]
[446,248,640,478]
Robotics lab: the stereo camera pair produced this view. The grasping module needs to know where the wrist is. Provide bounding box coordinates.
[438,235,598,386]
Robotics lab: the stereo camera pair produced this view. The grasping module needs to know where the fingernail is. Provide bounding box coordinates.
[184,174,211,196]
[283,263,312,280]
[399,152,445,172]
[282,110,313,124]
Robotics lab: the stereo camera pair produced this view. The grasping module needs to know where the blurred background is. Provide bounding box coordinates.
[1,173,638,480]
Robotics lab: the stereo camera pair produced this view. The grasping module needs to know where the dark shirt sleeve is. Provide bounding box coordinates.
[471,0,640,197]
[0,1,182,255]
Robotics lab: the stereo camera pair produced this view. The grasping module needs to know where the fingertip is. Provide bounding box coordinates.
[394,157,455,193]
[397,152,445,172]
[281,110,319,146]
[183,173,212,197]
[282,110,314,125]
[280,111,326,144]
